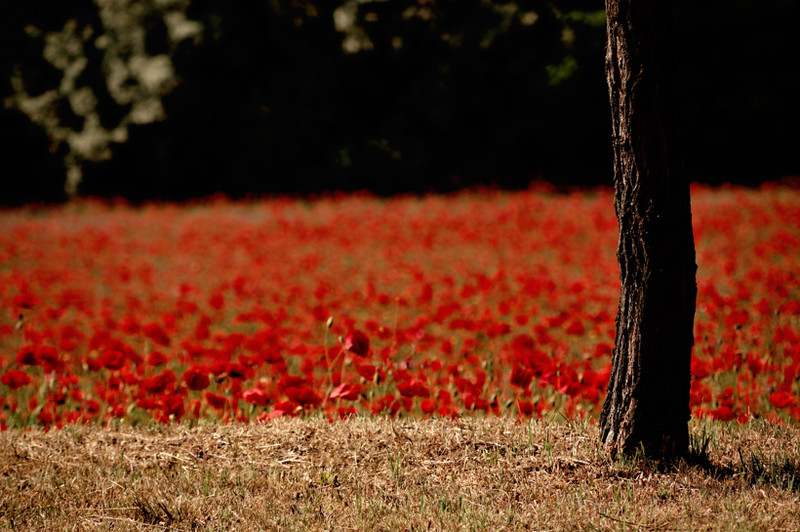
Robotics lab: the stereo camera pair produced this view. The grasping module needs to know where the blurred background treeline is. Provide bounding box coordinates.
[2,0,798,205]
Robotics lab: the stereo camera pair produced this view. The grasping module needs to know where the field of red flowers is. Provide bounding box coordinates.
[1,184,798,429]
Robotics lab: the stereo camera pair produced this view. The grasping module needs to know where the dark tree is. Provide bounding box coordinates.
[599,0,697,459]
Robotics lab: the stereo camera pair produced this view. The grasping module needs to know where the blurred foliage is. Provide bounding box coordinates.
[1,0,798,204]
[1,0,200,205]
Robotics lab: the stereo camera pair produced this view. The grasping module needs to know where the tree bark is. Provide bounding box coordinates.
[599,0,698,460]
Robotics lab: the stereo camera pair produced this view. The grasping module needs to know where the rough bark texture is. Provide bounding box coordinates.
[599,0,698,459]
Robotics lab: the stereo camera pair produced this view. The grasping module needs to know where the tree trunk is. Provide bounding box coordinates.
[599,0,698,460]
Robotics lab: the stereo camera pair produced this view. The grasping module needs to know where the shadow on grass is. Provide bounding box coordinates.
[682,432,800,493]
[610,426,800,494]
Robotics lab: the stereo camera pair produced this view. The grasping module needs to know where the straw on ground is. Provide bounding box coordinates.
[1,417,799,530]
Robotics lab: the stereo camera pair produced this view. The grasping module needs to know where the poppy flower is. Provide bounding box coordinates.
[510,365,533,389]
[420,398,436,414]
[277,374,305,390]
[209,292,225,310]
[285,387,323,408]
[769,390,797,409]
[691,358,710,379]
[137,397,160,410]
[118,316,141,335]
[13,292,37,310]
[86,356,103,372]
[355,363,376,381]
[242,388,269,406]
[397,379,430,398]
[15,346,37,366]
[709,406,735,421]
[85,399,100,414]
[37,406,55,425]
[518,401,535,417]
[161,394,185,419]
[486,322,511,337]
[101,349,126,370]
[226,363,249,380]
[343,330,370,357]
[1,369,33,390]
[265,401,296,419]
[183,366,210,391]
[142,322,171,347]
[148,351,168,366]
[329,383,363,401]
[141,370,176,394]
[205,392,227,410]
[35,346,63,372]
[565,321,586,335]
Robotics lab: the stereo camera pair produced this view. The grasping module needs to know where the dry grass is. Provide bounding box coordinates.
[1,417,799,531]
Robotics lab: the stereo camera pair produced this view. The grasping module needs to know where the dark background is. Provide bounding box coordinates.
[2,0,799,206]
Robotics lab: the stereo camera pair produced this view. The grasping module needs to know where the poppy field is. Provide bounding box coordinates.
[1,184,798,430]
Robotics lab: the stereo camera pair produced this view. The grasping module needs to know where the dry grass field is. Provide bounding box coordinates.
[1,417,799,531]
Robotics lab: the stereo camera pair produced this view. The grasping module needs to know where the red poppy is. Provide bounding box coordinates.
[35,346,63,372]
[1,370,33,390]
[209,292,225,310]
[463,394,490,412]
[204,392,227,410]
[37,405,55,426]
[769,390,796,409]
[242,388,269,406]
[355,363,376,381]
[725,309,750,328]
[397,379,430,398]
[85,399,100,414]
[259,349,284,364]
[15,346,37,366]
[118,316,141,335]
[101,349,126,370]
[226,363,249,380]
[13,292,37,310]
[137,397,160,410]
[183,366,210,391]
[194,315,211,341]
[420,398,436,414]
[86,356,103,372]
[277,374,306,390]
[329,383,363,401]
[285,387,323,408]
[594,342,613,357]
[486,322,511,338]
[709,406,735,421]
[438,390,452,405]
[439,339,453,355]
[142,322,171,347]
[691,358,710,379]
[148,351,168,366]
[272,400,301,416]
[343,330,370,357]
[510,365,533,389]
[565,321,586,335]
[518,401,535,417]
[453,376,482,396]
[161,394,185,419]
[141,370,176,394]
